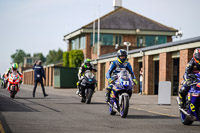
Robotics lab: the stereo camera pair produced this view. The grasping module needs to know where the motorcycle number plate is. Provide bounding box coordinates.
[123,81,129,85]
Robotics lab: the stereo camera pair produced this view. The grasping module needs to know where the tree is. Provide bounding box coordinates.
[11,49,30,64]
[33,53,46,63]
[55,48,63,62]
[46,48,63,64]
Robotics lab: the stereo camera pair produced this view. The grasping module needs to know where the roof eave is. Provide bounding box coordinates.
[64,28,177,40]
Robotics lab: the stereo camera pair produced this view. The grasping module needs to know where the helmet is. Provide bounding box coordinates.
[117,49,127,64]
[193,48,200,65]
[84,58,91,68]
[12,63,18,71]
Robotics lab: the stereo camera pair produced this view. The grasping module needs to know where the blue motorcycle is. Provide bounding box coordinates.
[108,70,134,118]
[177,73,200,125]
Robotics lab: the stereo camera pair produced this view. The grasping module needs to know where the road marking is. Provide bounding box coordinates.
[130,107,178,118]
[0,121,5,133]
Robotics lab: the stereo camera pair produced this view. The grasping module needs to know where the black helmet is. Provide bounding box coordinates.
[117,49,127,64]
[193,48,200,65]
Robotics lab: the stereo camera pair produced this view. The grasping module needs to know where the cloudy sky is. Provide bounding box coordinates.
[0,0,200,75]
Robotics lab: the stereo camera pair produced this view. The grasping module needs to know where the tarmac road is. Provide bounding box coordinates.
[0,85,200,133]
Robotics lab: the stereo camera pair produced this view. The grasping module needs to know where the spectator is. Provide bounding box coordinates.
[32,60,48,97]
[139,68,143,94]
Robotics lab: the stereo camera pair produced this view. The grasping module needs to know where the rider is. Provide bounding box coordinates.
[77,58,97,102]
[179,48,200,108]
[6,63,23,91]
[105,49,138,102]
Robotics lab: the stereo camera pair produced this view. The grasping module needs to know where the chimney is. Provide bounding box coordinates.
[113,0,122,10]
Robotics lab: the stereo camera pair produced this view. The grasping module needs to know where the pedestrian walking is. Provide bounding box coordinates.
[139,68,143,94]
[32,60,48,97]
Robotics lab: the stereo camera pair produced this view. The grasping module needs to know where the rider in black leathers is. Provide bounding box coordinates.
[179,48,200,108]
[77,58,97,102]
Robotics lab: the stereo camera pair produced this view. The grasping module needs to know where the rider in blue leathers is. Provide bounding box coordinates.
[179,48,200,108]
[105,49,138,102]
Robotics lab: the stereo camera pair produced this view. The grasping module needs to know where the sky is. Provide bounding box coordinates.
[0,0,200,75]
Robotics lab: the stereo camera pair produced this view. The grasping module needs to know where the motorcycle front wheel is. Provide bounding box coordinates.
[120,96,129,118]
[180,111,193,125]
[86,89,93,104]
[10,86,16,99]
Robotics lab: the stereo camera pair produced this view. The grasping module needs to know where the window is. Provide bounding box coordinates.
[101,34,113,45]
[71,40,75,50]
[91,33,113,46]
[137,35,167,47]
[80,36,86,49]
[27,58,32,64]
[71,38,80,50]
[137,36,145,47]
[90,33,98,46]
[114,35,122,46]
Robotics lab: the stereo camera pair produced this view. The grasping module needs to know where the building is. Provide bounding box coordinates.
[18,57,39,73]
[63,4,177,60]
[94,36,200,95]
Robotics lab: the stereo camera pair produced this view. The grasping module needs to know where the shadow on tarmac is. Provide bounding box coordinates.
[89,102,106,105]
[0,95,34,112]
[0,112,12,133]
[15,97,50,100]
[127,114,178,119]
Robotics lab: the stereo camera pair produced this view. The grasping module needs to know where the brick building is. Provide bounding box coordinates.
[94,36,200,95]
[63,6,177,60]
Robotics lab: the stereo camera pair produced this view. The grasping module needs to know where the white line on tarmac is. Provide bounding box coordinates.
[130,106,178,117]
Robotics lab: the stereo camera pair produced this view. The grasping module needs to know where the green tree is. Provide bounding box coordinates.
[55,48,63,62]
[33,53,46,63]
[46,48,63,64]
[11,49,30,64]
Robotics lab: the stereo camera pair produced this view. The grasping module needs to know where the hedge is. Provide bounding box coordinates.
[63,50,84,68]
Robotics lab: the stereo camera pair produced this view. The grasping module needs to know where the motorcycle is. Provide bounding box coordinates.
[1,75,8,89]
[80,70,97,104]
[107,70,134,118]
[177,72,200,125]
[7,72,22,99]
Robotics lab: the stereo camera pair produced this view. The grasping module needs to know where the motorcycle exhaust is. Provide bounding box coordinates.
[176,97,196,121]
[176,97,190,116]
[107,102,120,114]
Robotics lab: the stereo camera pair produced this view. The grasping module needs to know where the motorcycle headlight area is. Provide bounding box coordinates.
[196,83,200,88]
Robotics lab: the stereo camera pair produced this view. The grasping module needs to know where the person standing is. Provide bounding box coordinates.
[139,68,143,94]
[32,60,48,97]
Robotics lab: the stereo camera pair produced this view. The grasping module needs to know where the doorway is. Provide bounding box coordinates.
[172,58,179,95]
[139,62,143,93]
[154,61,159,94]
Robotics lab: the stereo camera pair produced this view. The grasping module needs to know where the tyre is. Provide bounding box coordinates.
[1,83,3,89]
[180,111,194,125]
[10,86,16,99]
[86,89,93,104]
[120,96,129,118]
[10,91,15,99]
[4,83,6,89]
